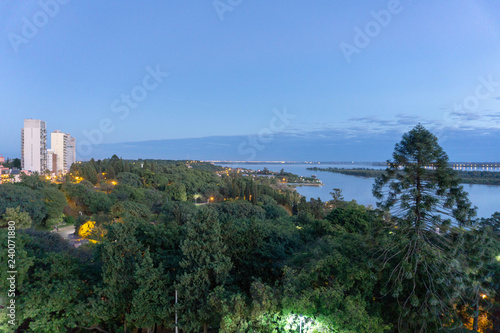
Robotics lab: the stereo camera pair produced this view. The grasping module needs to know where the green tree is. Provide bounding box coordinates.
[111,201,151,220]
[129,249,172,332]
[40,187,67,228]
[116,172,142,188]
[110,154,125,173]
[88,191,114,215]
[105,165,116,180]
[97,221,142,332]
[82,162,99,184]
[0,184,46,226]
[372,124,476,331]
[5,157,22,169]
[1,206,32,228]
[19,174,48,190]
[325,203,375,235]
[456,226,498,331]
[164,182,187,202]
[176,208,232,333]
[329,188,344,209]
[0,230,96,333]
[16,252,85,332]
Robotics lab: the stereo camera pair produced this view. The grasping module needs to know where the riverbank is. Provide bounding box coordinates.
[286,183,325,187]
[307,167,500,186]
[216,163,499,218]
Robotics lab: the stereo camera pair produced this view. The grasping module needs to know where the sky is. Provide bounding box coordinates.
[1,0,499,161]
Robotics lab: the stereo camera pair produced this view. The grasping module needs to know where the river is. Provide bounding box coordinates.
[216,163,499,219]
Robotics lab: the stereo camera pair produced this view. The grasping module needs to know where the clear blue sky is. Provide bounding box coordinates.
[1,1,499,161]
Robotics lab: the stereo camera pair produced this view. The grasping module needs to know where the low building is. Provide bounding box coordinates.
[0,155,11,183]
[10,168,31,183]
[0,155,32,183]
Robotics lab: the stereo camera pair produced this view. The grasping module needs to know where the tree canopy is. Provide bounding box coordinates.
[0,151,498,332]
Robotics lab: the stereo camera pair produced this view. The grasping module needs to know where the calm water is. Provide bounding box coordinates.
[217,163,500,219]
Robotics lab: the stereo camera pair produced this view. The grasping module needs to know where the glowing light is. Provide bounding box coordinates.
[111,181,117,185]
[78,221,103,243]
[79,221,96,238]
[284,314,327,332]
[481,294,487,299]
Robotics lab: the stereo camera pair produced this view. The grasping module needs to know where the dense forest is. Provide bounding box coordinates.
[1,127,499,332]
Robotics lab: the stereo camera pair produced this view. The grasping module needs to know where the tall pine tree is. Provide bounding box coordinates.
[373,124,476,331]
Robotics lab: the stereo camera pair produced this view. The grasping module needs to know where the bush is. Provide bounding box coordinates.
[63,215,76,226]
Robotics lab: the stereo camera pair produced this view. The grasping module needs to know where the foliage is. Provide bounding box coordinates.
[0,184,45,225]
[0,229,95,332]
[95,220,171,332]
[111,201,151,220]
[176,207,232,332]
[116,172,142,188]
[373,124,476,331]
[0,154,494,332]
[1,206,32,228]
[39,186,67,227]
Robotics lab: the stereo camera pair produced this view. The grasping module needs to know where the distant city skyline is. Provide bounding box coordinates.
[1,1,499,161]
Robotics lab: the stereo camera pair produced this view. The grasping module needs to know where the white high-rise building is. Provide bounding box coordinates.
[66,136,76,172]
[51,130,68,174]
[51,130,76,174]
[21,119,47,173]
[47,149,57,174]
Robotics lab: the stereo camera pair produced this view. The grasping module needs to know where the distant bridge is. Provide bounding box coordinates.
[449,162,500,171]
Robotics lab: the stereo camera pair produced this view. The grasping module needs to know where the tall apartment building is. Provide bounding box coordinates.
[47,149,57,174]
[21,119,47,173]
[66,136,76,171]
[51,130,76,174]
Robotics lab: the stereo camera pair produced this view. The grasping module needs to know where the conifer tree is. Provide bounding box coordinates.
[176,207,232,333]
[97,221,141,332]
[129,249,172,332]
[373,124,476,331]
